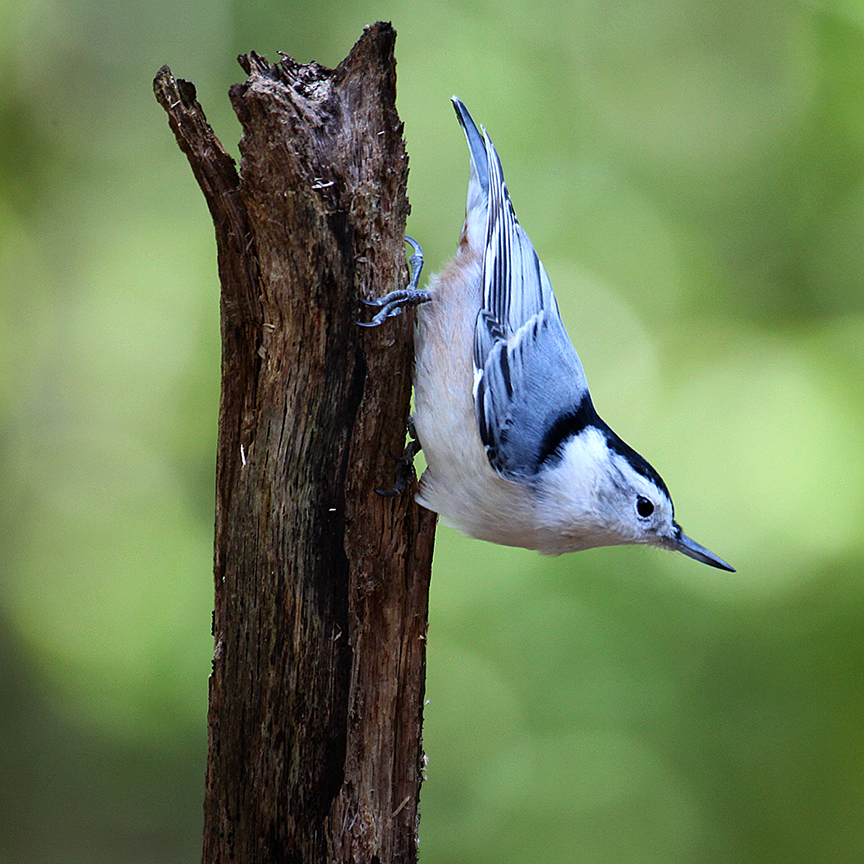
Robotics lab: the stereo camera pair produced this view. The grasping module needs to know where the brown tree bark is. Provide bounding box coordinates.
[153,22,436,864]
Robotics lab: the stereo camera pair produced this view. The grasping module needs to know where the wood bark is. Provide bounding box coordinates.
[153,22,436,864]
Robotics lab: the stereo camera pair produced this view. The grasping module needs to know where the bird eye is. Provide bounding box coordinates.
[636,496,654,518]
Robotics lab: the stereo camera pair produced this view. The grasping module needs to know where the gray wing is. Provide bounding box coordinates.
[471,122,592,478]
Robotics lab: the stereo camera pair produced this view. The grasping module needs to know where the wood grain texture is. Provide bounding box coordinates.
[154,22,436,863]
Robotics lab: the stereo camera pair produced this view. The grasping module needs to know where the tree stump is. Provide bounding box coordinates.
[154,22,436,864]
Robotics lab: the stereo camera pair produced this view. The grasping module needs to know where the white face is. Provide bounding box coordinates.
[595,451,678,548]
[533,429,733,567]
[535,428,679,552]
[593,452,735,569]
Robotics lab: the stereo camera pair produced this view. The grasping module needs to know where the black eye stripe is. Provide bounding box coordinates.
[636,496,654,518]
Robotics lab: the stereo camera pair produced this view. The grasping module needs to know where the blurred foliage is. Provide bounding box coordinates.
[1,0,863,861]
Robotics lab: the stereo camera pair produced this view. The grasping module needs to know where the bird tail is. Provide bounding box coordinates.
[452,97,490,251]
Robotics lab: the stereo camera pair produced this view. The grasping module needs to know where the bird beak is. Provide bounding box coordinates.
[673,529,735,572]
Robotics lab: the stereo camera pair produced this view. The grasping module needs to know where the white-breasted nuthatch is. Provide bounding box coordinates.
[362,98,733,571]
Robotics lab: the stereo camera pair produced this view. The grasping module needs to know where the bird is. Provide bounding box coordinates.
[361,97,733,571]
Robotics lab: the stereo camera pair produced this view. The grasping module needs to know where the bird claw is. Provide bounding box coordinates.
[376,432,422,497]
[357,289,432,327]
[358,237,430,327]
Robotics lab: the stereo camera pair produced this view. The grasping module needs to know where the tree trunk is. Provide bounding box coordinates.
[153,22,436,864]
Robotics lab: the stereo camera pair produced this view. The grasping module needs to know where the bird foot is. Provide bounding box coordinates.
[358,237,430,327]
[376,420,422,496]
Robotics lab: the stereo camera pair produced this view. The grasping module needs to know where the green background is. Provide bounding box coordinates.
[2,0,864,861]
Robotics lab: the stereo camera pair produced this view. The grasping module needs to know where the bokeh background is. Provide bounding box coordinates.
[2,0,864,861]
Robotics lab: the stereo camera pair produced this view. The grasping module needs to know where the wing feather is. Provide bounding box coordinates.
[455,106,591,478]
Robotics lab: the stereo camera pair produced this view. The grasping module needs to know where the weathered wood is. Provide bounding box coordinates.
[154,22,436,864]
